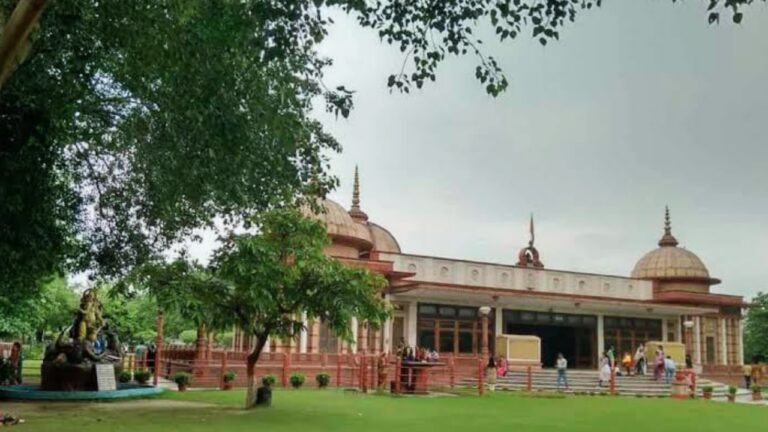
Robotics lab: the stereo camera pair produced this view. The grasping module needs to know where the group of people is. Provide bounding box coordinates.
[742,357,767,389]
[483,355,511,391]
[598,344,681,385]
[395,339,440,363]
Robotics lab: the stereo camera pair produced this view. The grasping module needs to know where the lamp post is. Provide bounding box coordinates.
[479,306,491,359]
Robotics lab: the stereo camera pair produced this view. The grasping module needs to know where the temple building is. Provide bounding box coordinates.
[235,170,747,370]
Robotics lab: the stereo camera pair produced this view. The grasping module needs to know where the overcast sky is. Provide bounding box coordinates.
[302,1,768,301]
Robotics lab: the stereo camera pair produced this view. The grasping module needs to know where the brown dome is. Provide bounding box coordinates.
[368,222,401,253]
[631,246,710,279]
[304,199,373,250]
[630,207,718,285]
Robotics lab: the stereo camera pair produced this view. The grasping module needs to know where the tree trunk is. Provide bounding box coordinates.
[0,0,48,91]
[244,334,268,409]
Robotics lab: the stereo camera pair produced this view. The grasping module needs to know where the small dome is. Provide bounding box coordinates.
[368,222,401,253]
[630,207,717,284]
[631,246,710,279]
[304,199,372,249]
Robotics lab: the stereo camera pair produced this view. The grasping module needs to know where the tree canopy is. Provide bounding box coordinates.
[1,0,761,308]
[744,292,768,362]
[124,209,389,407]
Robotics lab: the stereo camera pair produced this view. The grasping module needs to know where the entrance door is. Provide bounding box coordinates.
[392,316,405,353]
[705,337,716,364]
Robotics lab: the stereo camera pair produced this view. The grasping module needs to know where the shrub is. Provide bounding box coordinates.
[751,384,762,393]
[289,373,306,389]
[179,330,198,345]
[728,385,738,395]
[134,369,151,384]
[702,385,714,393]
[223,371,236,382]
[173,372,192,386]
[117,370,132,383]
[262,374,277,387]
[316,372,331,388]
[215,332,234,348]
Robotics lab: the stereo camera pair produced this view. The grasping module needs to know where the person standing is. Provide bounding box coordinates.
[634,344,646,375]
[653,346,665,381]
[743,363,753,389]
[606,345,616,369]
[663,356,676,384]
[556,353,569,391]
[486,356,497,392]
[598,353,611,387]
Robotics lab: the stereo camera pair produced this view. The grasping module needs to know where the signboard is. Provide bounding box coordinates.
[95,363,117,391]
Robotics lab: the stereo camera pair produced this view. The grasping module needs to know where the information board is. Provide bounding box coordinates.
[95,363,117,391]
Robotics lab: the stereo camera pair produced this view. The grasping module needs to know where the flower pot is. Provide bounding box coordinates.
[223,381,233,390]
[727,394,736,403]
[703,391,712,400]
[752,391,762,401]
[177,383,188,392]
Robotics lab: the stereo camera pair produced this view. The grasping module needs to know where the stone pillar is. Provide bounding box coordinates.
[597,314,605,366]
[406,302,418,347]
[720,318,728,365]
[495,308,503,336]
[693,316,702,365]
[359,321,369,354]
[299,312,308,354]
[738,318,744,365]
[479,306,491,358]
[675,317,682,344]
[662,319,668,342]
[382,317,392,354]
[350,317,359,354]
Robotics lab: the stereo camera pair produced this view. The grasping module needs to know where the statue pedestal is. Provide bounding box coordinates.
[40,360,123,391]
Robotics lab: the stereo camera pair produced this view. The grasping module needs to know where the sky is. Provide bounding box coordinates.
[299,1,768,301]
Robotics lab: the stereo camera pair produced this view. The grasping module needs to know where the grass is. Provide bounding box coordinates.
[4,389,766,432]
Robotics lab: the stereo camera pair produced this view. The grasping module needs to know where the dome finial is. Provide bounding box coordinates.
[529,213,535,247]
[658,205,678,247]
[349,165,368,222]
[517,213,543,268]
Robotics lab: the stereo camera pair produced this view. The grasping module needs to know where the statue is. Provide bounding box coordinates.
[40,289,123,391]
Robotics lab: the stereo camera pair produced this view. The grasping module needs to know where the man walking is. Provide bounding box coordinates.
[663,356,676,384]
[556,353,569,391]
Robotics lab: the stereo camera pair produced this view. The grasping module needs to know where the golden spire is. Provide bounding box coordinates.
[658,205,679,247]
[349,165,368,222]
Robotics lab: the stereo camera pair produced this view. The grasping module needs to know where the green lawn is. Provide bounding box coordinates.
[5,389,765,432]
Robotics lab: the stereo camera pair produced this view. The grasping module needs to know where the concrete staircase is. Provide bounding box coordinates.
[462,369,736,397]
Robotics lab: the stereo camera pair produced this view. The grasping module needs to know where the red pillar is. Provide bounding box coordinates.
[481,313,489,359]
[336,355,342,387]
[153,310,164,386]
[281,352,290,387]
[449,354,455,389]
[478,358,484,396]
[526,365,532,392]
[220,350,228,390]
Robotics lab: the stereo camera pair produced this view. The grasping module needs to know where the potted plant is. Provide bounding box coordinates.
[134,369,151,385]
[701,385,714,400]
[173,372,192,391]
[289,373,305,389]
[262,374,277,387]
[117,370,132,384]
[751,384,762,401]
[222,371,236,390]
[316,372,331,389]
[727,385,737,403]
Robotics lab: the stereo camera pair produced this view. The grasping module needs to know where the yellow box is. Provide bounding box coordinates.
[495,334,541,365]
[645,341,685,366]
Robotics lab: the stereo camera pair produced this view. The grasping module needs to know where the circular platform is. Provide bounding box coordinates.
[0,384,163,401]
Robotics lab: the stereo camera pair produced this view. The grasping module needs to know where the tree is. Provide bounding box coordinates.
[207,209,389,408]
[1,0,760,307]
[744,292,768,362]
[0,275,77,339]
